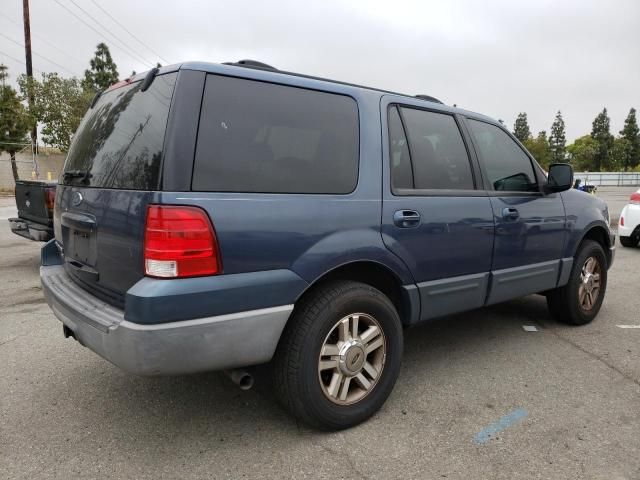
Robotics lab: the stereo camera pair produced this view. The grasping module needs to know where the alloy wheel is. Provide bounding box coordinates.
[317,313,386,405]
[579,256,601,311]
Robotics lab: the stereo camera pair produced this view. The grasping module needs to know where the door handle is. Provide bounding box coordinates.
[393,210,421,228]
[502,207,520,221]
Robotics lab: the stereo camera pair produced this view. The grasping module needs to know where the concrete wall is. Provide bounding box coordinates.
[0,152,66,189]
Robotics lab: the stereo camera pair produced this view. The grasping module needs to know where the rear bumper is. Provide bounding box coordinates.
[9,217,53,242]
[41,263,293,375]
[617,224,636,238]
[618,205,640,239]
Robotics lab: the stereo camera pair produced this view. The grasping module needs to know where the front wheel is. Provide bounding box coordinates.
[547,240,608,325]
[272,280,403,430]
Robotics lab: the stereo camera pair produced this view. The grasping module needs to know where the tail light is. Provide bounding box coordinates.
[630,192,640,205]
[620,216,625,227]
[45,187,56,212]
[144,205,222,278]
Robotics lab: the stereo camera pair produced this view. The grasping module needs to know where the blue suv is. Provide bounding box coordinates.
[41,60,615,430]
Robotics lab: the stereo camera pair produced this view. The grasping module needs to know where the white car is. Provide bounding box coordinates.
[619,189,640,248]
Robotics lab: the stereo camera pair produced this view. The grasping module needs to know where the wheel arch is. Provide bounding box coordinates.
[576,223,613,267]
[293,260,419,326]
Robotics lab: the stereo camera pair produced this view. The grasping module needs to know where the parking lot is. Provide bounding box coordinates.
[1,191,639,480]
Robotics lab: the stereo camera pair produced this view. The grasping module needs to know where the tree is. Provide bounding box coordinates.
[18,73,93,151]
[523,130,551,168]
[0,65,30,182]
[619,108,640,170]
[590,108,614,171]
[548,111,566,163]
[513,112,531,143]
[83,43,119,92]
[567,135,599,171]
[609,137,631,171]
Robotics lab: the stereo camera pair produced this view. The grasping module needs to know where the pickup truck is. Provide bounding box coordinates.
[9,180,56,242]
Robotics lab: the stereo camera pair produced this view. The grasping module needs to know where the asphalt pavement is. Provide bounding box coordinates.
[1,191,639,479]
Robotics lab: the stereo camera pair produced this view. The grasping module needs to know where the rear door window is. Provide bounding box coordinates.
[63,73,177,190]
[388,106,413,190]
[467,119,538,192]
[391,106,475,191]
[192,75,359,194]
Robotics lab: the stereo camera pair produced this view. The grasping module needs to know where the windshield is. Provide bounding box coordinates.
[62,72,177,190]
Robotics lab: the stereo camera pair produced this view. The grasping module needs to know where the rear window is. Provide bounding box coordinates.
[62,72,177,190]
[192,75,359,194]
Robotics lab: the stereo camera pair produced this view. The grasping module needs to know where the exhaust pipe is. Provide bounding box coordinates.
[224,369,254,391]
[63,325,75,340]
[62,325,85,347]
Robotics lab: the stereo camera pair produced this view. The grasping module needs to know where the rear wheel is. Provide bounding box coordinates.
[272,280,403,430]
[547,240,607,325]
[620,236,638,248]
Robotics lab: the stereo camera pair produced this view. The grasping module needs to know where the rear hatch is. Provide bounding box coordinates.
[15,180,55,225]
[55,72,178,307]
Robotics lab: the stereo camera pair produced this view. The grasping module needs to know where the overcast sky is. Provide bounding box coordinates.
[2,0,639,141]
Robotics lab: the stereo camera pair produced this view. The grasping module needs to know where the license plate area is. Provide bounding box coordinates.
[69,229,96,265]
[60,212,98,267]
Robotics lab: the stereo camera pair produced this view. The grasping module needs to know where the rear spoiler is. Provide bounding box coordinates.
[140,67,159,92]
[91,67,160,109]
[90,91,102,109]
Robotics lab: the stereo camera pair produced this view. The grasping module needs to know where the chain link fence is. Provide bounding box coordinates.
[574,172,640,187]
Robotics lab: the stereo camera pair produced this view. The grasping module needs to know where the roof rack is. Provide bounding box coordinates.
[219,60,447,106]
[223,59,278,71]
[414,94,443,104]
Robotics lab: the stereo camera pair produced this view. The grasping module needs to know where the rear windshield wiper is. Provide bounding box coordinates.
[63,170,93,184]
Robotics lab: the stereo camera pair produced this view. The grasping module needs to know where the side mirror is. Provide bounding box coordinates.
[545,163,573,193]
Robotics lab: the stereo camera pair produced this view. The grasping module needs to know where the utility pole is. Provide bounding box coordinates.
[23,0,37,155]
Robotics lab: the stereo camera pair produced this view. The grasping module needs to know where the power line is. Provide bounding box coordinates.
[68,0,155,66]
[67,0,156,68]
[0,53,42,76]
[0,11,87,68]
[0,49,27,66]
[52,0,154,69]
[89,0,170,65]
[0,32,78,76]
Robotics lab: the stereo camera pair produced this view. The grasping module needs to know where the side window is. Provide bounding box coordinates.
[397,107,474,190]
[388,106,413,190]
[193,75,359,194]
[467,119,538,192]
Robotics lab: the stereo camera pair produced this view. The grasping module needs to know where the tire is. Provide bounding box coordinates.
[272,280,403,430]
[547,240,608,325]
[619,236,638,248]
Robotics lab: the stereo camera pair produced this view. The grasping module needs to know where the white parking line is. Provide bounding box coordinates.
[522,325,538,332]
[616,325,640,329]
